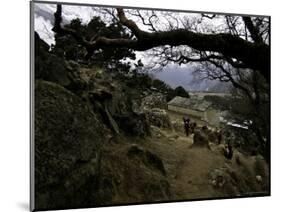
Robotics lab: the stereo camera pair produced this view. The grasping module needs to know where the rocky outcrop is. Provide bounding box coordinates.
[35,80,107,209]
[145,108,172,129]
[141,92,167,110]
[86,142,172,205]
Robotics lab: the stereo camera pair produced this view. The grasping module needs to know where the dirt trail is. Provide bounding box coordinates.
[143,127,224,200]
[142,119,269,200]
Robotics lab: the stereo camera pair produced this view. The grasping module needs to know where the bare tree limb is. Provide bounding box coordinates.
[242,16,263,43]
[116,8,147,38]
[208,60,253,100]
[128,10,157,32]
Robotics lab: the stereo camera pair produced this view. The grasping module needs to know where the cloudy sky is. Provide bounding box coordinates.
[34,3,99,45]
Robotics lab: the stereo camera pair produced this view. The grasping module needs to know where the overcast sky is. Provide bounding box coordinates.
[34,3,100,45]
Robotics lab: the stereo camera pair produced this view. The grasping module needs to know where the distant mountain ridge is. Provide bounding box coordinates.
[150,65,232,93]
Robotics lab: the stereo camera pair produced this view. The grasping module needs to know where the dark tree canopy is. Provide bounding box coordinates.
[52,11,136,71]
[174,86,190,98]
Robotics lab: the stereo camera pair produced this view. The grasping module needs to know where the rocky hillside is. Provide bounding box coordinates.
[34,32,269,210]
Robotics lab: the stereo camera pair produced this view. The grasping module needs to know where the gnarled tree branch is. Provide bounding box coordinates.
[52,5,270,82]
[116,8,147,38]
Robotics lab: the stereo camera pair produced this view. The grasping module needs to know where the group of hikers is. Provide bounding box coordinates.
[182,116,233,159]
[182,116,197,136]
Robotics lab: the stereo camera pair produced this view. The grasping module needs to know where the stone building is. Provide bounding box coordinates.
[167,96,220,126]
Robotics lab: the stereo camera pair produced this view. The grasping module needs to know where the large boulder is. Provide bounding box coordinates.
[89,142,171,205]
[35,80,107,209]
[127,144,166,176]
[192,129,210,148]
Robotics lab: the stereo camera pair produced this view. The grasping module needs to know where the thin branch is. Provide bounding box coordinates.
[116,8,147,38]
[128,10,157,32]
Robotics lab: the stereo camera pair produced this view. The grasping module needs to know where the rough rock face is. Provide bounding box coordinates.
[97,143,171,204]
[65,66,151,137]
[114,113,151,137]
[101,90,151,137]
[35,80,107,210]
[127,144,167,176]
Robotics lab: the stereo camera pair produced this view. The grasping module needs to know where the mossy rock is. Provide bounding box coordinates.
[35,80,106,210]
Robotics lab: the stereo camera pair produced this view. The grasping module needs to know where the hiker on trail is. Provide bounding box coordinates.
[190,122,197,134]
[183,116,190,136]
[217,129,222,144]
[224,141,233,160]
